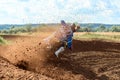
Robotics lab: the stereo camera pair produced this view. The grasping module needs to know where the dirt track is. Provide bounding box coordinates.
[0,33,120,80]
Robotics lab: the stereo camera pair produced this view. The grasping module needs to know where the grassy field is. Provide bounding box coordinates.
[74,32,120,42]
[0,36,7,44]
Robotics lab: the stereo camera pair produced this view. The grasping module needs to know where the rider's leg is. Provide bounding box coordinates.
[55,46,65,57]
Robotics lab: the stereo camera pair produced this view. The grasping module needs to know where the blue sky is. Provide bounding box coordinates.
[0,0,120,24]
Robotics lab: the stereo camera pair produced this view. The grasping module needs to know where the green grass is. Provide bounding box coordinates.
[74,32,120,42]
[0,36,8,45]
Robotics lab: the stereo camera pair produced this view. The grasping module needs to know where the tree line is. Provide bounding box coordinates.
[0,24,37,34]
[79,24,120,32]
[0,24,120,34]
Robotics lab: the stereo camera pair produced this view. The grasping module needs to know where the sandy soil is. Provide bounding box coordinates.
[0,32,120,80]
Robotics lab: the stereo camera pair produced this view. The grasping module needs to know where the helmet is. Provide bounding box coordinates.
[61,20,67,26]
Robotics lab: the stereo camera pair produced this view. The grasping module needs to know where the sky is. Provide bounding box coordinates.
[0,0,120,24]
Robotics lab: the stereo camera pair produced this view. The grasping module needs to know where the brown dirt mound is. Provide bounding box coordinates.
[0,34,86,80]
[0,56,54,80]
[0,33,120,80]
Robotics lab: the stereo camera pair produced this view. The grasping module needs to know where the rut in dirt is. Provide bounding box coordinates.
[10,39,120,80]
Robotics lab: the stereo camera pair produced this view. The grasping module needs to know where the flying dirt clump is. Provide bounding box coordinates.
[1,35,60,71]
[0,23,89,80]
[0,23,74,72]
